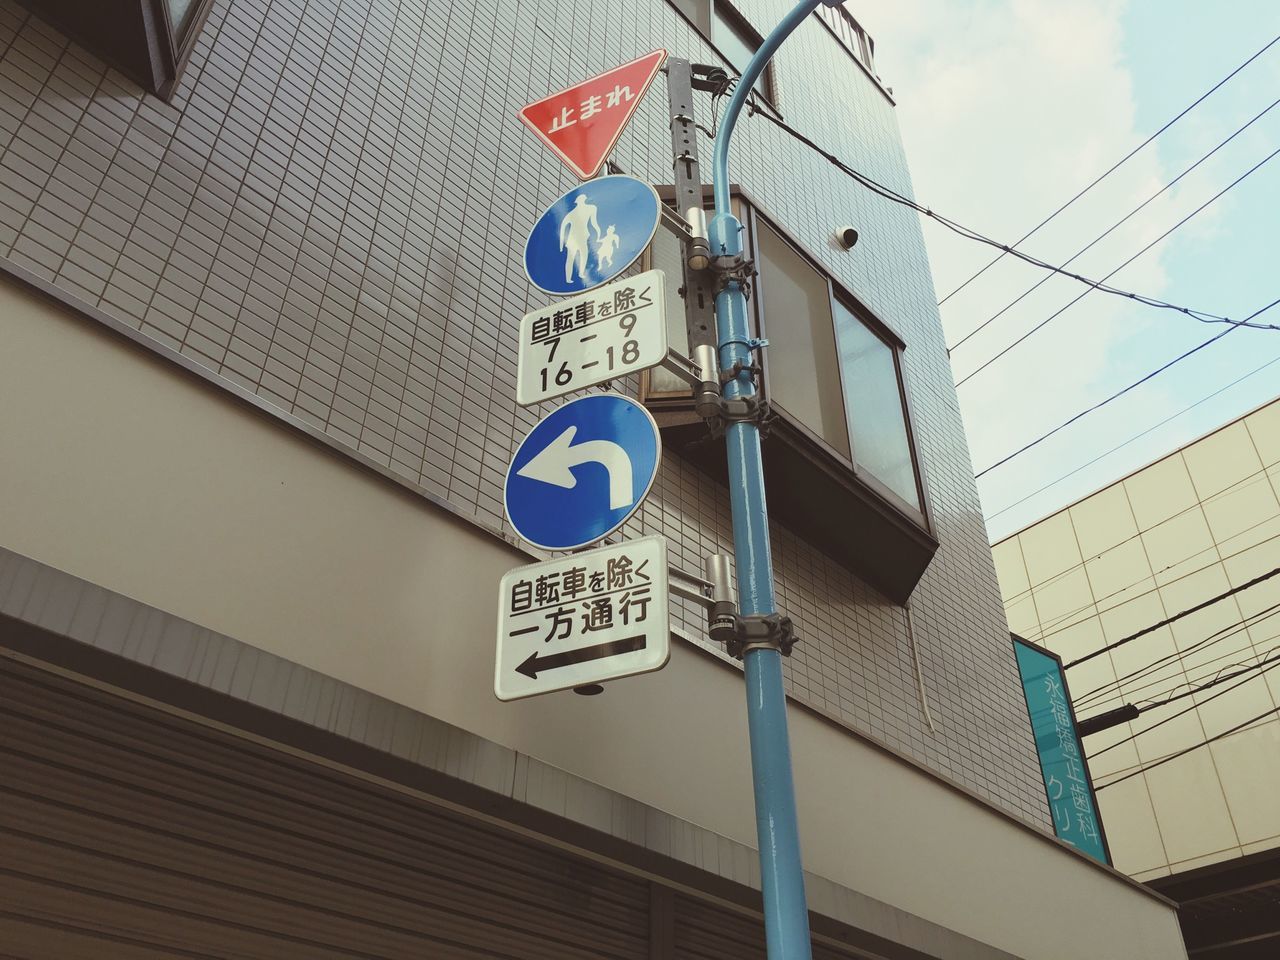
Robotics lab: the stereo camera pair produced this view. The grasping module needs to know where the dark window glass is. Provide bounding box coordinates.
[756,221,850,458]
[834,302,920,509]
[669,0,712,34]
[713,5,770,100]
[166,0,199,37]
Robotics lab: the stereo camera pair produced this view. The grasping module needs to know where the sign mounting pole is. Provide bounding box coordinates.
[706,3,845,959]
[665,58,717,353]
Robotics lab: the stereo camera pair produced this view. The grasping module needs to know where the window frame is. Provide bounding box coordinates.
[744,203,931,531]
[156,0,216,98]
[17,0,214,99]
[665,0,779,109]
[640,190,938,601]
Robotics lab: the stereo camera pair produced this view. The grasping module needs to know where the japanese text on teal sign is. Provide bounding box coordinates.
[1013,637,1110,865]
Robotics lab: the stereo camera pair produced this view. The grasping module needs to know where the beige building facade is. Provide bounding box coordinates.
[994,397,1280,956]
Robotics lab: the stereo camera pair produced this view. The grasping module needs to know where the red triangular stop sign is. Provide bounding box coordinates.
[518,49,667,180]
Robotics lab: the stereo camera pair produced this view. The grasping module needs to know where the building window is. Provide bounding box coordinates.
[642,190,936,601]
[18,0,211,97]
[165,0,202,41]
[750,212,926,519]
[712,4,772,101]
[755,220,851,459]
[834,302,922,511]
[667,0,775,103]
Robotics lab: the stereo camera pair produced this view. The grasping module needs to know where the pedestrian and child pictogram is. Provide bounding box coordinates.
[523,175,661,296]
[517,49,667,179]
[500,54,673,702]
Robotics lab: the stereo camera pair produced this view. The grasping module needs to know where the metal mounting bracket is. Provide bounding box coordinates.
[726,613,798,658]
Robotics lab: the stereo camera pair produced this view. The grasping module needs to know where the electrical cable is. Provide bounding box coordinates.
[1072,602,1280,710]
[955,146,1280,388]
[972,296,1280,480]
[1044,530,1280,647]
[1073,602,1280,709]
[949,97,1280,354]
[974,327,1232,479]
[744,105,1278,332]
[999,464,1277,610]
[985,354,1280,524]
[1137,643,1280,709]
[1078,602,1280,706]
[1095,702,1280,791]
[1084,611,1280,711]
[936,34,1280,307]
[1087,646,1280,763]
[1065,568,1280,670]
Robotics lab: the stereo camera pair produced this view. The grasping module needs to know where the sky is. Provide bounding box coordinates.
[856,0,1280,542]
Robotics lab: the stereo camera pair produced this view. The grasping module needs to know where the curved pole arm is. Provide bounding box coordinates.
[711,0,840,218]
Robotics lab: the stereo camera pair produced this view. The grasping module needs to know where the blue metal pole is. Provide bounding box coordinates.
[707,3,836,959]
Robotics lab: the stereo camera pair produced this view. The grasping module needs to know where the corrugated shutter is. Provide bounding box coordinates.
[0,658,650,959]
[673,891,872,960]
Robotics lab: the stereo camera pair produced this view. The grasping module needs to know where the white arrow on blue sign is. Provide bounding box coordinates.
[523,175,661,296]
[504,394,661,551]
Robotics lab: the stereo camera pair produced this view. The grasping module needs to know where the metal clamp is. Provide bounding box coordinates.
[726,613,798,659]
[719,337,768,384]
[721,394,771,427]
[711,255,757,300]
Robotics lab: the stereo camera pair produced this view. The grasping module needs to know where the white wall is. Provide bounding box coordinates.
[0,274,1184,958]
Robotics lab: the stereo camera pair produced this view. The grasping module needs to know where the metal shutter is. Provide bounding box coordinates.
[0,657,650,960]
[673,890,873,960]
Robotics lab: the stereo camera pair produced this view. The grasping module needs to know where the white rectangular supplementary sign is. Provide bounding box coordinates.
[515,270,668,406]
[495,536,669,701]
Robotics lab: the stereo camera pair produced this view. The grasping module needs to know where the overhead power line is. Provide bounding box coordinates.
[1075,602,1280,710]
[1073,602,1280,710]
[955,145,1280,388]
[745,106,1280,334]
[936,34,1280,307]
[949,97,1280,354]
[972,296,1280,480]
[1137,644,1280,709]
[1064,565,1280,669]
[1000,465,1277,611]
[1031,526,1280,663]
[1087,646,1280,763]
[985,354,1280,524]
[1095,702,1280,791]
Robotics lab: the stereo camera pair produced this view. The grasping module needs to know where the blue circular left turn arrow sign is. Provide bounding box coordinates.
[504,394,661,551]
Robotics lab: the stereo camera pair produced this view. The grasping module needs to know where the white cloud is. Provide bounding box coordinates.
[855,0,1244,539]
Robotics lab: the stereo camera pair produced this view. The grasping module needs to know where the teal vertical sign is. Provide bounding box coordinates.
[1013,636,1111,866]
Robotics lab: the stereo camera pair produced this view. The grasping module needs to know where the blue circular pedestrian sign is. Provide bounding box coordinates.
[505,394,661,551]
[523,175,661,296]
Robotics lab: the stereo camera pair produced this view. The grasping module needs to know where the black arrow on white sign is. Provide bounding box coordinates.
[516,634,647,679]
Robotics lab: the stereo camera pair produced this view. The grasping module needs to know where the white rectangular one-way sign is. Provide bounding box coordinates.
[516,270,667,406]
[494,536,670,700]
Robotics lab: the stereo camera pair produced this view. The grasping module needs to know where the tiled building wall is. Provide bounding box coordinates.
[0,0,1049,826]
[994,398,1280,877]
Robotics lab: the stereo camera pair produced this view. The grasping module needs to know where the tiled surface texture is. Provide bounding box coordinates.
[994,397,1280,877]
[0,0,1049,827]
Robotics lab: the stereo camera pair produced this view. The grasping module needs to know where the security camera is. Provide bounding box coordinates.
[834,226,859,250]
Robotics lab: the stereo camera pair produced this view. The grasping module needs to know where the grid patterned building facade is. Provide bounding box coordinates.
[0,0,1048,827]
[994,398,1280,880]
